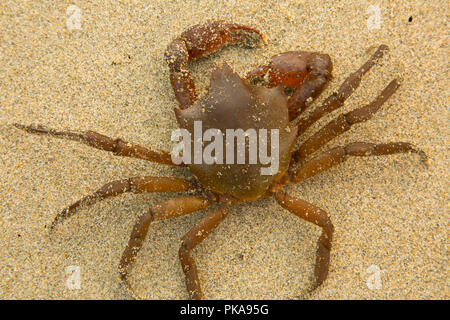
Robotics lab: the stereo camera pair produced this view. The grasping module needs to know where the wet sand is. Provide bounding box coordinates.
[0,0,448,299]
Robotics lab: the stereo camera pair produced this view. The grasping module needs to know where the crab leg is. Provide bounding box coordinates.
[296,44,389,136]
[293,79,399,162]
[165,20,265,110]
[275,192,334,293]
[13,124,179,166]
[119,195,211,298]
[179,206,230,299]
[291,142,427,183]
[50,176,195,229]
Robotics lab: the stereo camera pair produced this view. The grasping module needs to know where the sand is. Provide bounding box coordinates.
[0,0,448,299]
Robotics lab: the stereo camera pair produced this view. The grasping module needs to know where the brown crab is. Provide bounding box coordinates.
[14,20,426,299]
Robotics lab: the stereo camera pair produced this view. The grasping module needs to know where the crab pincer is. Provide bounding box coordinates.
[164,20,266,110]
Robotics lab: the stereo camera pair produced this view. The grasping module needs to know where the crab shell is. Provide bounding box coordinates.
[175,63,298,201]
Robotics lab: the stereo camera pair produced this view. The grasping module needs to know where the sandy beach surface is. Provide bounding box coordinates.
[0,1,448,299]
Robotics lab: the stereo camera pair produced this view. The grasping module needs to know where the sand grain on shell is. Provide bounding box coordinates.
[0,0,448,299]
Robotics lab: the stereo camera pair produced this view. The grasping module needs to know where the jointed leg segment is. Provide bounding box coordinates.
[119,195,211,297]
[292,141,427,183]
[13,124,179,166]
[179,206,230,300]
[294,79,400,161]
[50,176,195,229]
[275,192,334,292]
[296,45,389,136]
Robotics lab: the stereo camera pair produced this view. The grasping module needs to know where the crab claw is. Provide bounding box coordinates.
[165,20,266,110]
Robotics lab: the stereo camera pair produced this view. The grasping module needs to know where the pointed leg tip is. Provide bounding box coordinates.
[45,221,59,241]
[47,220,61,235]
[368,44,389,61]
[119,274,143,300]
[306,283,319,295]
[261,33,268,43]
[417,150,429,168]
[241,30,266,48]
[13,123,48,134]
[49,210,67,231]
[378,44,389,52]
[13,123,27,131]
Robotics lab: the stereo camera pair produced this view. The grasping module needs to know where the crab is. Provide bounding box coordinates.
[14,20,426,299]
